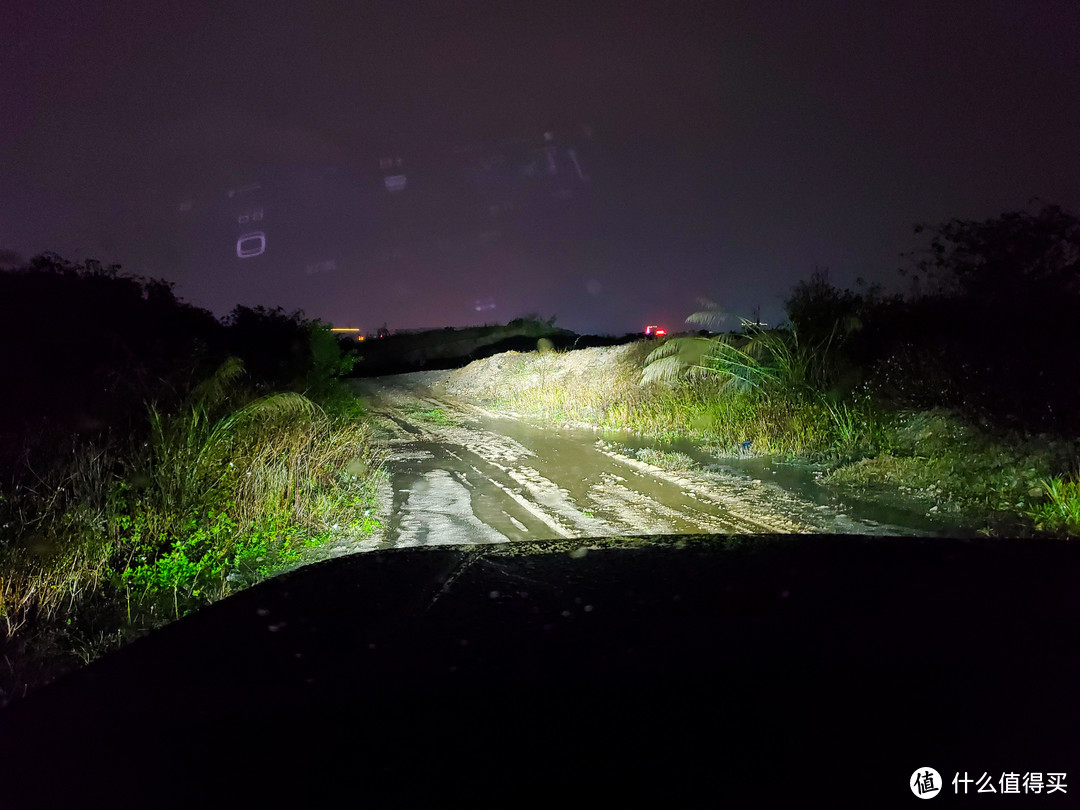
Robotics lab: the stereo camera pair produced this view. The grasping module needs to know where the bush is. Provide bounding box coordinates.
[0,257,381,700]
[223,305,355,396]
[0,357,382,644]
[0,255,223,481]
[885,204,1080,431]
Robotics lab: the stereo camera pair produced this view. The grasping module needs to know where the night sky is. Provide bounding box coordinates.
[3,0,1079,335]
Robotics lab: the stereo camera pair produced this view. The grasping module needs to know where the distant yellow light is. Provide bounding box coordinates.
[331,327,360,333]
[358,335,365,341]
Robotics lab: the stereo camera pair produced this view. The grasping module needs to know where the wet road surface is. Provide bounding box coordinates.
[348,372,928,552]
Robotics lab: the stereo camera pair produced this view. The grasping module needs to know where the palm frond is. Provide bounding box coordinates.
[684,299,728,331]
[641,337,717,384]
[700,338,780,392]
[189,356,246,411]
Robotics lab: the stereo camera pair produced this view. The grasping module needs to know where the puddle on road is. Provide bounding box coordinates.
[357,374,979,551]
[594,432,977,537]
[454,407,980,538]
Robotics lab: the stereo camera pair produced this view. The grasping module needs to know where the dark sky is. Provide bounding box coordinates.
[3,0,1079,334]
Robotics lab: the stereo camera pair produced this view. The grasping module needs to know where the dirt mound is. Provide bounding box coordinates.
[351,321,574,376]
[445,343,649,405]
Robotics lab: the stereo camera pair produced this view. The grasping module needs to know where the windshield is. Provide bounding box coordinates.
[2,4,1079,795]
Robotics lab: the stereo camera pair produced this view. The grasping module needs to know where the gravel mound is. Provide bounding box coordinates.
[444,343,647,403]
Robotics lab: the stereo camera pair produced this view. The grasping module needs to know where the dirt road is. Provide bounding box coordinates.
[341,371,925,552]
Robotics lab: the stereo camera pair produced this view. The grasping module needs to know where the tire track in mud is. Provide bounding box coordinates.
[350,373,808,551]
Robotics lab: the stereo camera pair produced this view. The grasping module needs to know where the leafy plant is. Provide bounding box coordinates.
[406,405,453,425]
[1025,475,1080,536]
[0,353,383,698]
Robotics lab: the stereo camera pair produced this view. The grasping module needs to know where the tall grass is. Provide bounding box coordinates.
[454,325,1080,537]
[638,322,878,457]
[116,383,380,622]
[1026,475,1080,535]
[0,443,118,639]
[449,339,852,456]
[0,358,382,696]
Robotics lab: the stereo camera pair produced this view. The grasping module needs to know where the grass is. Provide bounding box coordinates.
[495,345,652,423]
[448,341,1080,537]
[452,341,852,456]
[1025,474,1080,535]
[0,263,386,702]
[405,405,453,426]
[810,409,1079,532]
[0,358,383,701]
[627,448,698,471]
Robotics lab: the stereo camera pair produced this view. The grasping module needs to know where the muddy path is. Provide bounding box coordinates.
[346,371,945,552]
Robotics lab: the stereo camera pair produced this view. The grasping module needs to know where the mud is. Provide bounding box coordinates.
[348,371,968,552]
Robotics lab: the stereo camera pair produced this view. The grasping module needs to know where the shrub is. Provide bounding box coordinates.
[0,254,223,482]
[0,357,382,696]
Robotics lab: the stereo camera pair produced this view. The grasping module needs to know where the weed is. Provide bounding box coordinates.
[0,358,383,695]
[410,407,452,425]
[1025,475,1080,536]
[633,448,698,471]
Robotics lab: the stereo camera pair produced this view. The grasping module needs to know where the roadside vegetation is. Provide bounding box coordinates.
[0,256,382,703]
[447,204,1080,537]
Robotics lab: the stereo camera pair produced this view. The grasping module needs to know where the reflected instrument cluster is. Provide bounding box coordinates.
[173,126,596,323]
